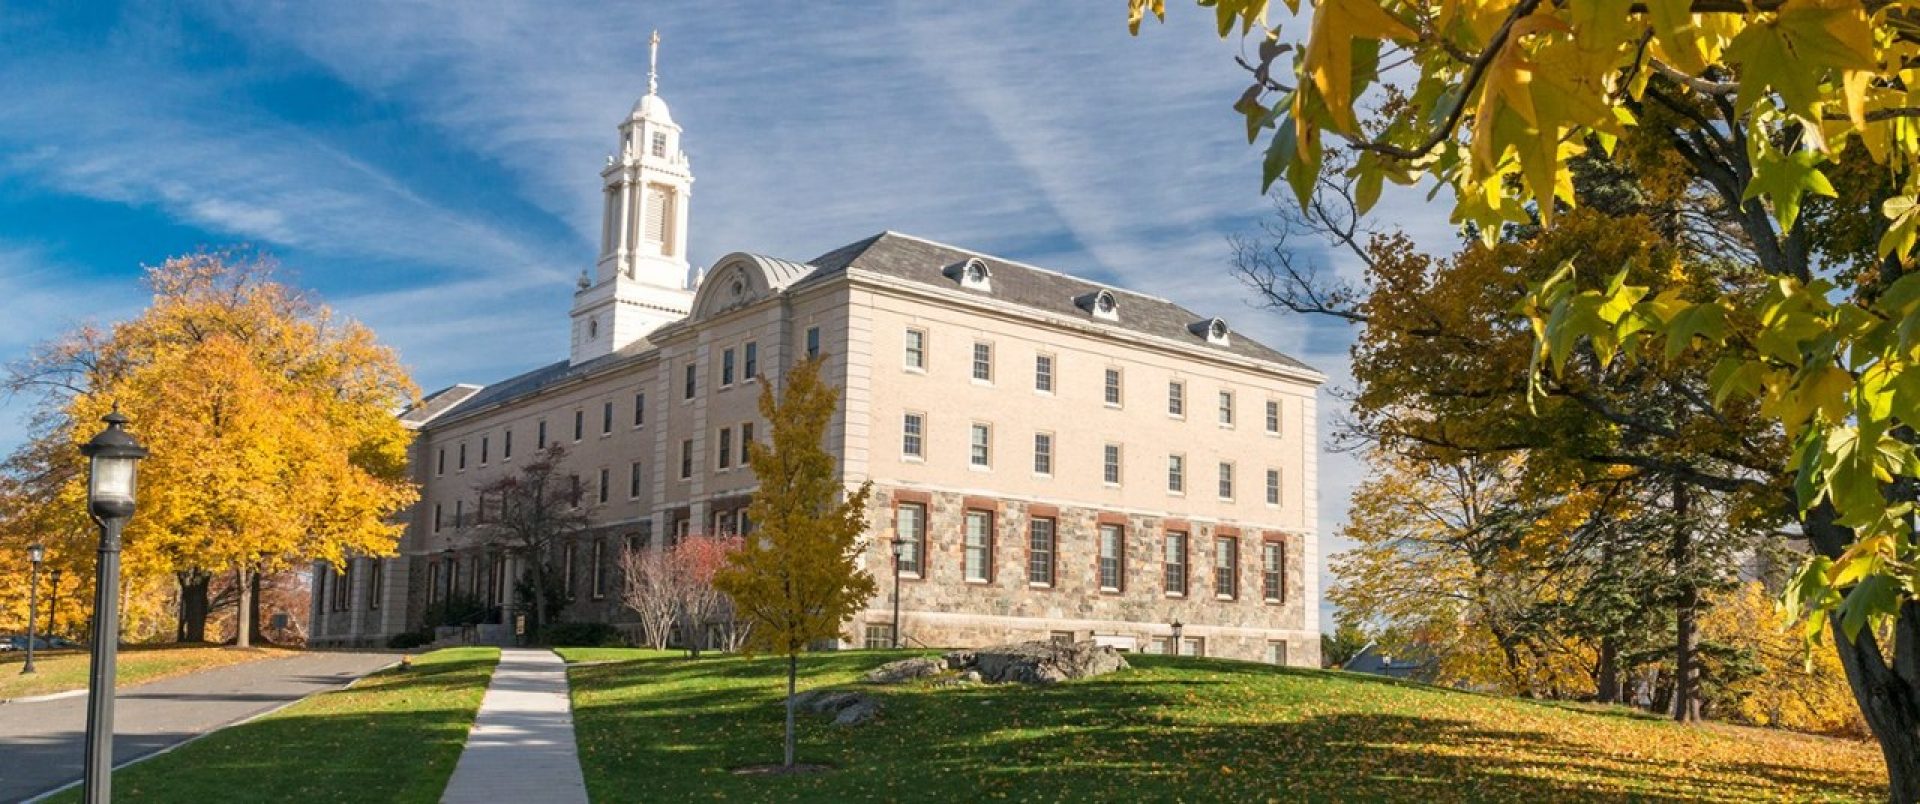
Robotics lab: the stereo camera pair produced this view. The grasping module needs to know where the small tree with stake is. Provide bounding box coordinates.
[470,445,593,639]
[715,355,875,770]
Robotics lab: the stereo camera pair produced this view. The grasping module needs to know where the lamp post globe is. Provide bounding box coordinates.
[79,410,147,804]
[1170,620,1184,656]
[22,543,44,675]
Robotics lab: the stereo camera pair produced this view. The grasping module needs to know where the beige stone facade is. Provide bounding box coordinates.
[310,87,1323,666]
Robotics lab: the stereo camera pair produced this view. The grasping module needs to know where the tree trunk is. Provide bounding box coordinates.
[1596,635,1622,705]
[1805,501,1920,802]
[176,571,211,643]
[784,652,797,768]
[234,567,253,648]
[1671,481,1700,723]
[248,571,269,646]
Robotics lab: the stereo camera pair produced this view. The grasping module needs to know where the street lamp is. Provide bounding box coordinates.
[1170,619,1184,656]
[80,410,147,804]
[889,533,904,650]
[23,542,43,674]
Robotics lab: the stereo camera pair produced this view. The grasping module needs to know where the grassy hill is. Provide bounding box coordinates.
[563,648,1883,802]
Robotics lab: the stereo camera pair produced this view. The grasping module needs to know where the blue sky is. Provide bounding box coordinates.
[0,2,1460,628]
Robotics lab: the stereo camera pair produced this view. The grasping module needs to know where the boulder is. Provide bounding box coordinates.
[833,697,882,726]
[946,640,1129,685]
[863,656,946,684]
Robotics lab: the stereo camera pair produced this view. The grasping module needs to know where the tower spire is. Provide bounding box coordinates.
[648,30,660,96]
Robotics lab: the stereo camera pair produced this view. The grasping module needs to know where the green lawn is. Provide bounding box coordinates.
[553,646,682,664]
[0,644,292,701]
[48,647,499,803]
[568,649,1886,802]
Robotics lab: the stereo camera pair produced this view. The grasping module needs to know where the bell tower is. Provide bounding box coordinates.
[570,31,696,364]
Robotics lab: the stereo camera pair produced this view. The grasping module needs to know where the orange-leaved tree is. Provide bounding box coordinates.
[714,355,875,769]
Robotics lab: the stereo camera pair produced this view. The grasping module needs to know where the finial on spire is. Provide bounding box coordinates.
[648,30,660,96]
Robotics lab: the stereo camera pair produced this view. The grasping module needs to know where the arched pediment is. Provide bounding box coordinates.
[689,252,816,321]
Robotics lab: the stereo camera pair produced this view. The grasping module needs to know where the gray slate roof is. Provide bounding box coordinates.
[418,232,1317,427]
[800,232,1317,373]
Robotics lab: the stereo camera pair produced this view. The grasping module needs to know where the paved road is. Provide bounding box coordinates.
[441,649,587,804]
[0,650,394,802]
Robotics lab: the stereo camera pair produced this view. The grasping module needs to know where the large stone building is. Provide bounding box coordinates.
[309,50,1324,665]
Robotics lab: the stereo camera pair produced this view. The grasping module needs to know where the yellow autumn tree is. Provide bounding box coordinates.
[1,251,418,644]
[715,355,876,770]
[1704,580,1867,736]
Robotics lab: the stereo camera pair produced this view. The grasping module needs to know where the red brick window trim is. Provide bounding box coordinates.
[892,496,929,581]
[1263,532,1287,604]
[1028,503,1060,518]
[963,495,1001,512]
[1214,524,1243,538]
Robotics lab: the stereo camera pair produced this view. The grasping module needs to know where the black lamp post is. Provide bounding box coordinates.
[80,410,147,804]
[23,542,44,674]
[889,534,904,649]
[48,568,61,638]
[1170,619,1184,656]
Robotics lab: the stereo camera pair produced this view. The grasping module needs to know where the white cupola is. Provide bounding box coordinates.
[570,30,696,364]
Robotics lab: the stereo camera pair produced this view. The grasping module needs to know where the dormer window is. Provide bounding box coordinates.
[1092,289,1119,321]
[947,257,993,292]
[1191,317,1230,346]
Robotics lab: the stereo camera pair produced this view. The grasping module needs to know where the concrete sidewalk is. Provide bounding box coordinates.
[441,648,588,804]
[0,650,394,802]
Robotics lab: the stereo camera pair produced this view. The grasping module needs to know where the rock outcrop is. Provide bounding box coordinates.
[790,688,883,726]
[863,656,946,684]
[944,640,1129,685]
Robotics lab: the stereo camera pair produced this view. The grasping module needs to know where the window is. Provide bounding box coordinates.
[1182,637,1205,657]
[1103,443,1122,485]
[630,461,643,499]
[865,623,895,650]
[1266,399,1282,435]
[480,436,490,465]
[720,348,736,387]
[454,500,464,529]
[1168,381,1185,417]
[1219,462,1235,500]
[972,342,993,382]
[602,401,614,435]
[905,329,926,371]
[563,542,577,600]
[1218,391,1235,426]
[896,502,926,576]
[1104,368,1123,407]
[1266,641,1289,665]
[1035,354,1054,393]
[902,413,925,459]
[573,410,584,441]
[1098,524,1124,592]
[651,131,667,157]
[718,427,734,470]
[426,563,439,605]
[1267,468,1282,506]
[684,364,697,399]
[741,423,754,465]
[369,561,383,610]
[1216,536,1239,599]
[744,342,759,380]
[1051,630,1075,645]
[964,510,993,583]
[458,442,467,470]
[806,326,821,358]
[680,440,694,479]
[1168,454,1186,494]
[593,539,609,599]
[537,420,548,448]
[437,448,445,476]
[1028,518,1056,586]
[568,475,580,505]
[598,468,610,504]
[1165,532,1188,596]
[1033,432,1053,475]
[433,502,443,533]
[634,392,646,426]
[970,423,991,468]
[1264,540,1286,602]
[645,185,674,252]
[504,429,513,460]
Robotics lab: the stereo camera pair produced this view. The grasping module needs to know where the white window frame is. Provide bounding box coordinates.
[1266,398,1282,436]
[1103,443,1122,487]
[1033,432,1053,476]
[904,329,927,372]
[902,412,926,461]
[972,341,994,384]
[1218,461,1235,501]
[1034,353,1054,394]
[1103,367,1123,408]
[1219,390,1235,427]
[1267,468,1281,506]
[1168,454,1185,495]
[970,422,992,469]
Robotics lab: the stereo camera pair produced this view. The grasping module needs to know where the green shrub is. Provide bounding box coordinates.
[386,630,433,649]
[543,622,623,647]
